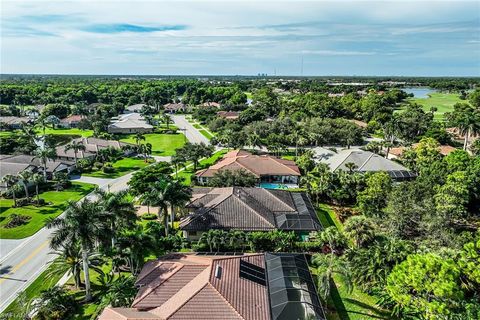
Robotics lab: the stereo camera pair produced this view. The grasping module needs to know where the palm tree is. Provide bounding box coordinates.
[343,216,376,248]
[117,227,154,275]
[31,173,44,203]
[311,254,352,300]
[33,147,57,180]
[64,141,86,165]
[138,142,152,162]
[198,229,216,252]
[47,199,109,301]
[94,189,137,247]
[148,176,192,236]
[18,170,32,200]
[161,113,172,129]
[47,242,103,290]
[139,189,156,215]
[2,174,19,207]
[166,180,192,230]
[344,162,358,173]
[171,154,186,179]
[447,103,480,150]
[134,132,145,147]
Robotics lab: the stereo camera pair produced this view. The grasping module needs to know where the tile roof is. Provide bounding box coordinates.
[0,154,74,173]
[0,116,30,125]
[56,137,133,158]
[98,253,326,320]
[314,148,414,178]
[164,103,186,111]
[60,115,83,123]
[195,150,300,178]
[180,187,321,232]
[108,113,154,130]
[217,111,240,120]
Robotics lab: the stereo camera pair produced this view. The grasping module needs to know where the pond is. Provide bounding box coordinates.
[403,87,437,99]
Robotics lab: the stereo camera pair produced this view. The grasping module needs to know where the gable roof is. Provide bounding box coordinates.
[0,154,74,173]
[195,150,300,178]
[180,187,321,232]
[164,103,186,111]
[98,253,326,320]
[217,111,240,120]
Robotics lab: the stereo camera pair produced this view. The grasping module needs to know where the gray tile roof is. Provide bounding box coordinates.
[180,187,321,232]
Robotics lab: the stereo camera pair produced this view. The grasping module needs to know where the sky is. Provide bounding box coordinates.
[1,0,480,76]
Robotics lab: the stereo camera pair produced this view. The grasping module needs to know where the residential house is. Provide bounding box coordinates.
[195,150,301,187]
[59,115,84,128]
[388,144,457,159]
[108,113,154,134]
[0,154,74,179]
[217,111,240,120]
[199,101,221,108]
[0,116,31,130]
[163,102,186,113]
[99,252,326,320]
[180,187,322,240]
[125,103,147,113]
[0,161,37,191]
[56,137,134,161]
[313,147,416,180]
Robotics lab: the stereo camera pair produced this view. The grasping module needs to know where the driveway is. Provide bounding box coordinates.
[171,115,210,145]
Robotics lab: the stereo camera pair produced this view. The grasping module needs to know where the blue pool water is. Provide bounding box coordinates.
[259,183,290,190]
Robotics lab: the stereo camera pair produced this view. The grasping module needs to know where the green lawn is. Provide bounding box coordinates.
[406,92,463,121]
[193,124,202,129]
[175,149,228,185]
[40,127,94,137]
[0,182,95,239]
[82,157,150,178]
[120,133,185,156]
[316,203,389,319]
[2,259,65,315]
[199,129,214,140]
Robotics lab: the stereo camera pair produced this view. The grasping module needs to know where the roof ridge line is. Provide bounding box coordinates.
[234,189,276,228]
[269,156,301,175]
[357,151,375,171]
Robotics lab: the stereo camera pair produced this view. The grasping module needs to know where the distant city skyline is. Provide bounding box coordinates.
[2,1,479,76]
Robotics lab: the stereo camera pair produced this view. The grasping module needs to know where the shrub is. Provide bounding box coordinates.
[32,198,47,206]
[93,162,104,170]
[102,163,114,173]
[5,214,31,228]
[15,198,31,207]
[141,213,157,220]
[295,241,324,253]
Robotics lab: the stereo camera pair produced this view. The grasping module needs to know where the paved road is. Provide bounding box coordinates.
[0,173,133,313]
[171,115,210,145]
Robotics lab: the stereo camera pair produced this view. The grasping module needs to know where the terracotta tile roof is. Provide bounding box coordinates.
[199,102,221,108]
[180,187,321,232]
[195,150,300,178]
[60,115,83,123]
[217,111,240,120]
[99,253,326,320]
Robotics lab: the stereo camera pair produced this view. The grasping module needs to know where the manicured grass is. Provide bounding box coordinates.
[193,124,202,129]
[175,149,228,185]
[120,133,185,156]
[245,92,253,99]
[40,127,94,137]
[317,203,343,231]
[0,182,95,239]
[199,129,214,140]
[82,157,150,178]
[406,92,464,121]
[2,259,64,315]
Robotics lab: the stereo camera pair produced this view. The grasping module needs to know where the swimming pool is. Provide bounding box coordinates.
[259,183,291,190]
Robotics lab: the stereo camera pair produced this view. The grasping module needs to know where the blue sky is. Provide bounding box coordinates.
[2,1,479,76]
